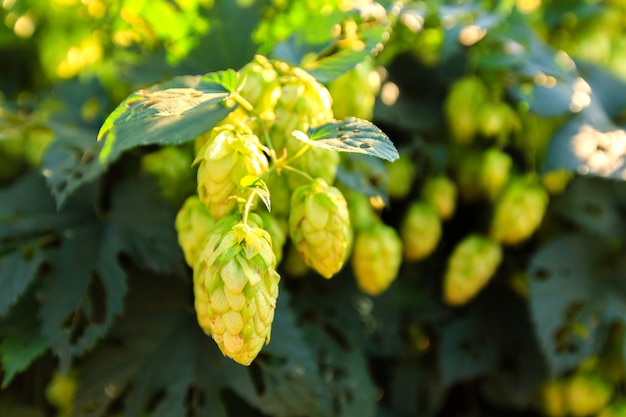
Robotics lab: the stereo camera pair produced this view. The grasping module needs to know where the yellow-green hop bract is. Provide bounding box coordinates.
[445,75,489,146]
[194,215,280,366]
[175,195,216,267]
[490,179,549,245]
[421,175,457,220]
[289,178,352,279]
[401,200,442,261]
[195,123,269,219]
[352,222,403,296]
[443,234,502,306]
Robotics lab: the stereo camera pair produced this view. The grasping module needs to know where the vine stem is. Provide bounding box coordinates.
[231,92,277,161]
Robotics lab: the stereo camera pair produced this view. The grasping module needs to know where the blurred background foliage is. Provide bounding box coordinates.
[3,0,626,417]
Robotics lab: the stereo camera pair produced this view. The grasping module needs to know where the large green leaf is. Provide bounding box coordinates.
[97,70,240,165]
[295,117,399,162]
[528,233,626,375]
[74,272,326,417]
[0,293,49,388]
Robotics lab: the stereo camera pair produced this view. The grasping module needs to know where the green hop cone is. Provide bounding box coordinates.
[195,123,269,219]
[387,154,416,199]
[479,148,513,201]
[421,175,457,220]
[328,57,380,120]
[352,222,403,296]
[344,189,378,232]
[175,195,216,267]
[490,178,549,245]
[401,200,442,261]
[289,178,352,278]
[477,101,520,146]
[565,372,613,417]
[194,215,280,366]
[598,400,626,417]
[445,75,489,146]
[540,379,568,417]
[443,234,502,306]
[238,55,281,122]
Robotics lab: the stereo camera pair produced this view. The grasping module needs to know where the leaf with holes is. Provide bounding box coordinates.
[439,315,499,386]
[97,70,240,165]
[551,176,626,240]
[41,123,105,208]
[293,117,399,162]
[0,292,49,388]
[74,272,324,417]
[527,233,626,375]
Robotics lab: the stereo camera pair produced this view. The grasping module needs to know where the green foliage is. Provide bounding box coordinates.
[5,0,626,416]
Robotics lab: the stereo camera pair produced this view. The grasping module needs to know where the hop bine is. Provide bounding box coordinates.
[194,214,280,365]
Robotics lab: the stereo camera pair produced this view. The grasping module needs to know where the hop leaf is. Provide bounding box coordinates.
[401,200,442,261]
[175,195,216,267]
[194,215,280,365]
[289,178,352,278]
[352,222,403,296]
[195,123,269,219]
[443,234,502,306]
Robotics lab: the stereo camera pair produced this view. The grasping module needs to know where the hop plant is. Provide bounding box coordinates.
[479,148,513,201]
[352,222,403,296]
[477,100,521,145]
[194,214,280,366]
[421,175,457,220]
[259,211,287,265]
[238,55,281,122]
[175,195,216,267]
[443,234,502,306]
[540,379,568,417]
[401,200,442,261]
[195,123,269,219]
[490,178,549,245]
[289,178,352,278]
[345,189,378,231]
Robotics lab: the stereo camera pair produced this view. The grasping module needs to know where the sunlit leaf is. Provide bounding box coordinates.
[97,71,241,165]
[295,117,399,162]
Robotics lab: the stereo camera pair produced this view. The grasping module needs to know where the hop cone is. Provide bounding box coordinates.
[352,222,403,296]
[565,372,612,417]
[387,155,416,199]
[401,201,442,261]
[479,148,512,201]
[490,179,549,245]
[238,55,281,122]
[443,234,502,306]
[175,195,216,267]
[421,175,457,220]
[444,75,489,146]
[289,178,352,278]
[195,124,269,219]
[194,214,280,366]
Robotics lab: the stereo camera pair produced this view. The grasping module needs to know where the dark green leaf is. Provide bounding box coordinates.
[552,176,626,240]
[528,233,626,375]
[439,315,499,386]
[97,71,240,165]
[298,117,399,162]
[0,247,43,318]
[41,124,105,208]
[0,293,49,388]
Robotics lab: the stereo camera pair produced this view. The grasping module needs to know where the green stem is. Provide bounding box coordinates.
[242,188,260,226]
[232,92,277,162]
[281,164,315,183]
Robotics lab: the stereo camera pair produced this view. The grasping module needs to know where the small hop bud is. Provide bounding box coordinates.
[194,215,280,366]
[421,175,457,220]
[352,222,403,296]
[289,178,352,278]
[401,201,442,261]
